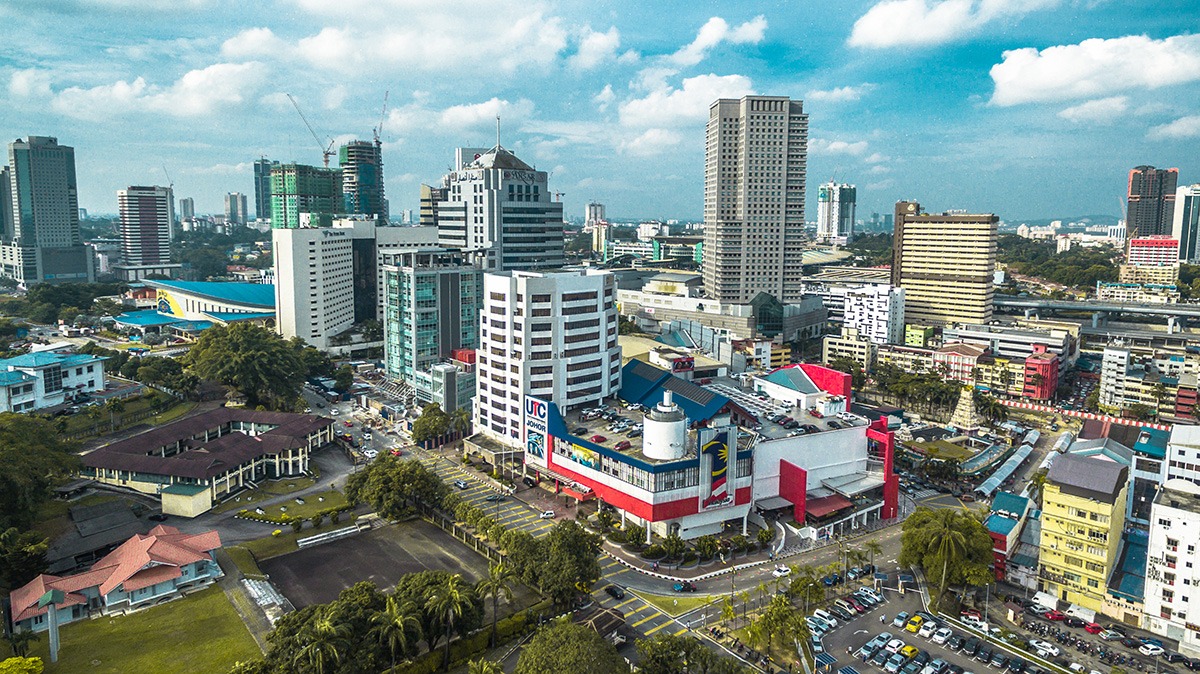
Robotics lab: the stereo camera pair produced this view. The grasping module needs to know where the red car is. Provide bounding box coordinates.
[589,434,607,443]
[343,421,353,427]
[1085,623,1104,634]
[389,448,404,457]
[961,609,981,619]
[614,440,632,451]
[1044,610,1066,621]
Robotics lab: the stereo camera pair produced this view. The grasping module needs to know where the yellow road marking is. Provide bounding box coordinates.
[632,614,657,628]
[643,621,673,635]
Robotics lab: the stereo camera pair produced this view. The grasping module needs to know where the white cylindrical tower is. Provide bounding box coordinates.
[642,390,688,461]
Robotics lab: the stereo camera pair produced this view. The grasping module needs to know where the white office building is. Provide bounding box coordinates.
[1143,477,1200,656]
[1173,184,1200,264]
[273,220,438,350]
[0,351,107,413]
[434,146,565,272]
[816,182,856,245]
[475,269,622,445]
[843,284,903,345]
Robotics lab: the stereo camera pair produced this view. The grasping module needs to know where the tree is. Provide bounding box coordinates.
[293,614,351,674]
[515,620,628,674]
[449,407,471,437]
[0,528,48,591]
[661,532,686,560]
[345,456,450,517]
[425,574,475,671]
[637,632,750,674]
[412,403,451,443]
[0,658,44,674]
[105,397,125,431]
[4,630,40,659]
[370,595,422,672]
[539,521,602,607]
[756,527,776,549]
[1128,403,1156,421]
[827,357,867,389]
[468,660,504,674]
[184,323,305,409]
[747,594,807,658]
[334,365,354,393]
[625,523,646,547]
[694,535,718,560]
[788,567,825,614]
[864,539,884,568]
[0,415,78,531]
[899,507,994,607]
[476,562,517,647]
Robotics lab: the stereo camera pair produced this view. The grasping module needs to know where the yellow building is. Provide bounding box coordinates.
[822,327,876,373]
[975,357,1026,397]
[1039,454,1128,612]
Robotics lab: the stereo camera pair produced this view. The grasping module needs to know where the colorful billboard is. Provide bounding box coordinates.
[569,443,600,470]
[700,428,734,509]
[523,397,550,467]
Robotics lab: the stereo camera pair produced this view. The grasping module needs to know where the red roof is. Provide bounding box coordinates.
[9,525,220,625]
[806,494,854,519]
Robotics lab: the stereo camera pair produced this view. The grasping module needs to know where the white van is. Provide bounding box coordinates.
[813,609,838,628]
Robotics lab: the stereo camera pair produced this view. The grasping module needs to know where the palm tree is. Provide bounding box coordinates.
[1029,471,1049,506]
[929,510,969,605]
[475,562,517,647]
[293,615,350,674]
[467,660,503,674]
[426,574,474,671]
[105,397,125,431]
[6,630,40,658]
[371,595,422,672]
[864,539,883,568]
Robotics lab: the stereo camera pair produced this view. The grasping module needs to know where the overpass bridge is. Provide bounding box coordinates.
[995,295,1200,329]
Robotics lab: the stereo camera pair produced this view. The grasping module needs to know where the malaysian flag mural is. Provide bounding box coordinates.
[702,430,733,509]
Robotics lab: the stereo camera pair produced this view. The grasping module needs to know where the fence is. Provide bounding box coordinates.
[64,396,181,440]
[421,506,505,565]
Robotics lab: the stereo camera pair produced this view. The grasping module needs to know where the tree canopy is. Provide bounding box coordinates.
[899,507,994,603]
[514,620,628,674]
[345,456,451,517]
[0,413,78,531]
[827,357,866,389]
[537,520,603,607]
[411,403,451,443]
[183,323,305,408]
[997,234,1118,289]
[636,632,750,674]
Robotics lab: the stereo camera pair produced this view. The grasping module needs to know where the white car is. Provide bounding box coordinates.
[918,621,939,638]
[772,565,791,578]
[539,510,556,519]
[885,638,905,654]
[813,609,838,628]
[331,408,340,415]
[363,449,378,459]
[1029,639,1060,657]
[1139,644,1165,657]
[931,628,952,645]
[961,616,988,632]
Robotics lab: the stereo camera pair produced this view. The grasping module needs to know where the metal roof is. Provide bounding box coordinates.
[146,280,276,309]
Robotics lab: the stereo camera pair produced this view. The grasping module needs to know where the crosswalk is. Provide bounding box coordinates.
[411,448,683,639]
[907,488,940,500]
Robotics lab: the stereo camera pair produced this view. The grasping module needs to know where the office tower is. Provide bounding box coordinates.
[0,167,11,241]
[592,222,610,256]
[1127,165,1179,239]
[434,146,565,271]
[585,202,605,226]
[0,136,94,284]
[114,186,181,281]
[253,159,275,223]
[224,192,248,226]
[816,181,857,245]
[843,284,904,344]
[179,197,195,220]
[419,184,447,228]
[1173,184,1200,263]
[339,140,387,221]
[272,219,438,349]
[382,250,482,411]
[269,163,342,229]
[891,201,998,326]
[702,95,808,303]
[474,269,621,444]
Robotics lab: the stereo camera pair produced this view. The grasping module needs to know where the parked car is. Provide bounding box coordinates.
[918,622,939,639]
[885,639,905,654]
[813,609,838,628]
[1043,610,1066,621]
[539,510,555,519]
[962,637,981,657]
[484,494,506,502]
[589,434,607,443]
[1084,623,1103,634]
[1165,652,1190,664]
[991,653,1010,669]
[831,605,854,621]
[885,654,907,674]
[1141,637,1165,648]
[1008,658,1027,673]
[893,612,911,628]
[605,584,625,599]
[614,440,632,451]
[571,426,588,435]
[673,581,697,592]
[1029,640,1060,657]
[906,616,925,633]
[454,479,469,489]
[947,635,965,651]
[901,645,920,659]
[975,644,993,663]
[1141,645,1166,658]
[1098,630,1123,641]
[932,628,953,645]
[1062,616,1086,628]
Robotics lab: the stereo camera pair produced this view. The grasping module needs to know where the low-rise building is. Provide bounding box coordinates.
[843,284,904,345]
[986,491,1032,581]
[1096,281,1180,304]
[0,351,106,413]
[822,327,876,372]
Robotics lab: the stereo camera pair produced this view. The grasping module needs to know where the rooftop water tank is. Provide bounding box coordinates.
[642,390,688,461]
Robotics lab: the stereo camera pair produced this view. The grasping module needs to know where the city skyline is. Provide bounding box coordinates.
[2,1,1198,220]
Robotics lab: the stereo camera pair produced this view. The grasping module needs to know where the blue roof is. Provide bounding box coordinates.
[1,351,104,369]
[114,309,185,327]
[991,491,1029,516]
[619,360,729,423]
[1133,427,1168,460]
[0,370,34,386]
[1109,529,1148,602]
[985,513,1019,536]
[204,311,276,323]
[147,280,275,309]
[761,365,820,394]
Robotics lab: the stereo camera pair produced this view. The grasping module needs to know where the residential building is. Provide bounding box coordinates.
[933,341,987,383]
[272,220,438,350]
[269,163,342,229]
[822,327,877,373]
[843,284,904,345]
[1099,344,1193,417]
[114,186,181,281]
[419,183,447,228]
[585,202,605,227]
[1038,453,1128,613]
[1127,165,1178,239]
[1143,479,1200,656]
[179,197,194,221]
[942,322,1077,374]
[81,408,334,516]
[905,324,934,347]
[986,491,1032,580]
[1,136,94,284]
[473,269,622,446]
[10,526,222,634]
[339,140,387,221]
[1165,424,1200,487]
[433,146,565,271]
[224,192,248,226]
[816,182,856,245]
[1127,236,1181,268]
[0,350,106,413]
[891,201,998,326]
[592,221,611,256]
[253,159,274,223]
[1096,281,1180,304]
[382,249,482,412]
[1173,184,1200,263]
[702,95,809,303]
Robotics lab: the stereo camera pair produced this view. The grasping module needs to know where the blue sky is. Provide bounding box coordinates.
[1,0,1197,222]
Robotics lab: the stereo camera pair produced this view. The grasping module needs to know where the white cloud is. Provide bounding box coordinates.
[1056,96,1128,124]
[440,98,534,131]
[868,165,892,175]
[810,138,870,156]
[848,0,1060,49]
[670,16,767,66]
[619,73,754,128]
[48,62,266,119]
[182,162,252,175]
[9,69,53,98]
[619,128,683,156]
[1148,115,1200,140]
[594,84,615,111]
[570,26,622,70]
[990,34,1200,106]
[864,152,890,164]
[322,84,348,110]
[221,27,288,59]
[806,83,876,103]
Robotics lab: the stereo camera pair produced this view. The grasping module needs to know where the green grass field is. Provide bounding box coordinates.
[633,590,717,617]
[249,489,349,523]
[24,585,261,674]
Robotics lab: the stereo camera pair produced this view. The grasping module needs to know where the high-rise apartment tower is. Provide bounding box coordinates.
[114,185,180,280]
[891,201,997,326]
[339,140,387,221]
[1127,165,1179,239]
[816,181,856,245]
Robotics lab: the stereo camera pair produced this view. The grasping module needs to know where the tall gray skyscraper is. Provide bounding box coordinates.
[0,136,94,284]
[253,159,275,223]
[225,192,248,225]
[816,182,857,245]
[702,95,808,303]
[339,140,386,221]
[179,197,195,220]
[1127,165,1178,239]
[114,186,180,281]
[1173,184,1200,263]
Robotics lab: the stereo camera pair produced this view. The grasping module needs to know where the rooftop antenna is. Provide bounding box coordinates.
[496,115,501,149]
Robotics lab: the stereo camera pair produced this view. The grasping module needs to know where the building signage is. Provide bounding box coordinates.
[671,356,695,373]
[523,397,549,466]
[700,428,734,509]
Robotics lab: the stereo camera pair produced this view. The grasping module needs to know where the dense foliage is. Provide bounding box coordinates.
[183,323,307,408]
[869,362,965,415]
[0,414,78,532]
[826,357,866,388]
[843,233,894,267]
[0,283,126,326]
[997,234,1118,289]
[514,620,627,674]
[899,507,994,606]
[344,456,451,518]
[637,632,751,673]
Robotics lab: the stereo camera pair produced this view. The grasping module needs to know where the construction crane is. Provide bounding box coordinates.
[161,165,174,190]
[553,191,566,202]
[286,93,335,167]
[373,90,389,146]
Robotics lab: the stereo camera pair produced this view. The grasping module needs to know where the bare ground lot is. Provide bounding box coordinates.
[261,519,534,610]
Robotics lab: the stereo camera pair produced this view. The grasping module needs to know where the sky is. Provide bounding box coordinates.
[1,0,1198,222]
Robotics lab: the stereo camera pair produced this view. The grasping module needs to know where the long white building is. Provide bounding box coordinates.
[474,269,622,445]
[1144,478,1200,657]
[843,284,903,345]
[434,146,565,272]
